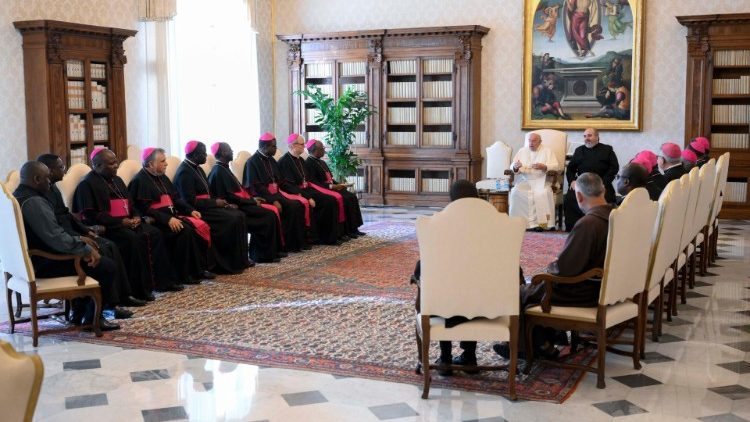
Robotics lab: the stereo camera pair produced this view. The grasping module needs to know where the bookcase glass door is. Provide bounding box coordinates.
[65,59,111,166]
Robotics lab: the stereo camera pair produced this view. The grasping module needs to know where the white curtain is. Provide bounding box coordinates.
[144,20,179,155]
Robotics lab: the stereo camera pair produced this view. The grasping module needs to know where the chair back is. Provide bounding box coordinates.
[116,159,142,186]
[57,163,90,209]
[126,144,141,161]
[164,156,181,181]
[485,141,512,178]
[0,182,35,284]
[0,340,43,422]
[679,167,701,250]
[527,129,567,172]
[5,170,20,193]
[231,151,252,182]
[417,198,525,318]
[711,153,731,223]
[200,154,216,176]
[645,178,688,291]
[692,159,717,235]
[599,188,658,305]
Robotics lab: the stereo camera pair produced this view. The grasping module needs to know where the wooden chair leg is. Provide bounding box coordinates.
[596,326,607,389]
[92,290,103,338]
[420,317,431,399]
[700,227,710,275]
[524,319,535,375]
[14,292,22,318]
[5,286,15,334]
[632,307,642,370]
[655,281,665,338]
[508,316,518,401]
[689,250,696,290]
[30,297,39,347]
[680,262,688,304]
[639,300,648,359]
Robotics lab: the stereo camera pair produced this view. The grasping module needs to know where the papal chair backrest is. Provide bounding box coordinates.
[116,159,142,187]
[527,129,567,172]
[486,141,512,178]
[58,163,91,209]
[0,340,43,422]
[0,182,35,284]
[126,144,142,161]
[600,188,658,305]
[231,151,252,182]
[417,198,525,318]
[711,153,731,223]
[679,167,701,250]
[200,154,216,177]
[693,159,717,234]
[164,156,181,181]
[645,178,687,292]
[5,170,20,193]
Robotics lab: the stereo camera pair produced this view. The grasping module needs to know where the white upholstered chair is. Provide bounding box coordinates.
[692,159,717,277]
[231,151,252,183]
[200,154,216,176]
[0,340,44,422]
[524,188,658,389]
[126,144,142,161]
[57,163,90,209]
[116,159,142,187]
[708,153,730,263]
[415,198,525,400]
[475,141,513,191]
[672,167,700,311]
[164,156,181,181]
[5,170,20,193]
[0,182,102,347]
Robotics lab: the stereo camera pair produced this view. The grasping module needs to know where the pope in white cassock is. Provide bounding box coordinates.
[508,133,559,230]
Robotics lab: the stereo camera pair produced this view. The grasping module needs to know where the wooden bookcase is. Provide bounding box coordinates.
[678,14,750,219]
[14,20,136,167]
[278,26,488,206]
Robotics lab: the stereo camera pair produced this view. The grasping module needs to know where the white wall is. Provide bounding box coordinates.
[0,0,147,177]
[270,0,750,172]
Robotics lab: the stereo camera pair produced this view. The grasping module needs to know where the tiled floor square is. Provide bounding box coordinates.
[717,361,750,374]
[130,369,170,382]
[612,373,662,388]
[725,341,750,352]
[642,352,675,363]
[678,303,702,311]
[592,400,647,417]
[369,403,419,420]
[693,280,713,287]
[65,393,108,409]
[737,310,750,317]
[709,385,750,400]
[658,334,684,343]
[699,414,750,422]
[687,291,709,298]
[141,406,188,422]
[63,359,101,371]
[731,325,750,334]
[464,418,507,422]
[281,390,328,407]
[664,317,692,326]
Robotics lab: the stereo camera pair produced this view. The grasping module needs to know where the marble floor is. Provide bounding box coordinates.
[2,207,750,421]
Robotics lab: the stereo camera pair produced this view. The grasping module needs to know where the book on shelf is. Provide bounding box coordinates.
[340,83,366,93]
[340,61,366,76]
[422,81,453,98]
[68,114,86,143]
[713,75,750,95]
[423,132,452,146]
[387,107,417,124]
[345,174,366,192]
[388,132,417,146]
[92,116,109,141]
[90,63,106,79]
[305,62,333,78]
[352,131,367,145]
[714,50,750,67]
[712,104,750,124]
[65,60,84,78]
[712,133,750,149]
[67,81,85,108]
[389,59,417,75]
[69,146,88,165]
[423,106,452,124]
[725,181,748,203]
[305,84,333,97]
[306,131,328,142]
[422,177,450,193]
[390,177,416,192]
[306,108,321,125]
[91,82,107,109]
[387,81,417,98]
[422,59,453,74]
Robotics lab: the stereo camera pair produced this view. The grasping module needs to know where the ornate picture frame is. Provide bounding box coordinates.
[522,0,644,130]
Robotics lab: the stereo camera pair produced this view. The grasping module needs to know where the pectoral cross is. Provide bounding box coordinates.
[123,202,129,215]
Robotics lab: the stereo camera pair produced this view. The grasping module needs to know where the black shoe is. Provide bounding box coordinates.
[201,271,217,280]
[157,284,185,292]
[435,357,453,376]
[121,296,147,307]
[144,294,156,302]
[355,230,366,236]
[301,244,312,250]
[277,252,288,258]
[340,235,352,241]
[83,318,121,332]
[246,259,256,268]
[183,277,201,285]
[111,307,134,319]
[493,342,521,360]
[452,354,479,374]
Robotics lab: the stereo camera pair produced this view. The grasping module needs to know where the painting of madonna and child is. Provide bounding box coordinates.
[522,0,644,130]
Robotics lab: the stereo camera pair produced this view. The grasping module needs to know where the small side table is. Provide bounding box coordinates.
[478,189,509,213]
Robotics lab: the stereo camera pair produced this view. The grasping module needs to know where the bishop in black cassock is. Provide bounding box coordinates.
[243,133,309,252]
[208,142,283,263]
[174,141,250,273]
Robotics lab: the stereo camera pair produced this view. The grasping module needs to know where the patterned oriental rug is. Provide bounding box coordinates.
[8,221,596,403]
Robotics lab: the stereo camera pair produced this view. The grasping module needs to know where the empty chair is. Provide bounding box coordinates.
[0,340,44,422]
[231,150,252,182]
[116,159,142,186]
[200,153,216,176]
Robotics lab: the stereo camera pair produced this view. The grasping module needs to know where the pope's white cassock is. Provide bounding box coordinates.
[508,144,559,229]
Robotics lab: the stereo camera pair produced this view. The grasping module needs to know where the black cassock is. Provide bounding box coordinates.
[208,162,281,263]
[304,155,364,235]
[244,151,308,252]
[564,143,619,231]
[73,171,182,293]
[173,160,249,273]
[128,169,209,282]
[278,152,340,245]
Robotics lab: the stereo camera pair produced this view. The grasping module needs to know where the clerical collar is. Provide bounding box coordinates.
[185,158,200,167]
[258,151,269,158]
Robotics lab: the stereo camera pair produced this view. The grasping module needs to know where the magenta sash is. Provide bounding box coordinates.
[109,198,130,218]
[324,171,333,184]
[309,183,345,223]
[195,194,210,200]
[149,194,174,210]
[149,194,211,246]
[234,189,251,200]
[279,190,311,227]
[268,183,279,194]
[260,203,285,247]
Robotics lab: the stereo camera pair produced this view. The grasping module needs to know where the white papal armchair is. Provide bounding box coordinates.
[116,159,142,187]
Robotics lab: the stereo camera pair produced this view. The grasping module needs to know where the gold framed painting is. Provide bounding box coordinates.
[522,0,644,130]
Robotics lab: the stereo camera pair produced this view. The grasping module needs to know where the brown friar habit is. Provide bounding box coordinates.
[244,151,307,252]
[304,155,364,235]
[173,159,250,273]
[278,152,340,244]
[73,171,182,294]
[128,168,208,282]
[208,161,281,263]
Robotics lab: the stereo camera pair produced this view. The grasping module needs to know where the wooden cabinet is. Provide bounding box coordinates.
[14,20,136,166]
[678,14,750,219]
[278,26,488,206]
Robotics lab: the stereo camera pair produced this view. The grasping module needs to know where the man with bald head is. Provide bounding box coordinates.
[614,162,649,204]
[508,132,559,230]
[74,148,185,295]
[13,161,120,330]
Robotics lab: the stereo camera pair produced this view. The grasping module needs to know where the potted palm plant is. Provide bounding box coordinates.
[296,85,377,183]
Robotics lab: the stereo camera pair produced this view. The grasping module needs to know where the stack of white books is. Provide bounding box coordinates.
[713,133,750,149]
[340,62,366,76]
[66,60,83,78]
[67,81,85,108]
[69,114,86,142]
[423,107,452,124]
[70,147,88,165]
[388,132,417,146]
[387,107,417,124]
[341,83,366,93]
[306,131,328,142]
[306,108,321,125]
[422,81,453,98]
[306,62,333,78]
[712,104,750,124]
[387,82,417,98]
[352,131,367,145]
[91,63,106,79]
[422,59,453,74]
[715,50,750,66]
[390,177,416,192]
[422,178,450,193]
[92,117,108,141]
[390,60,416,74]
[713,75,750,95]
[345,174,365,192]
[91,82,107,109]
[423,132,452,146]
[725,181,748,203]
